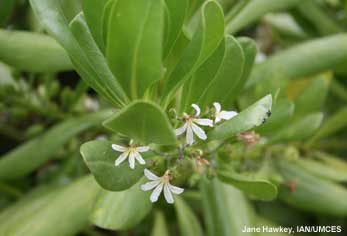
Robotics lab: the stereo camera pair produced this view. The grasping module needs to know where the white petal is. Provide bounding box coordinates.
[163,184,174,204]
[191,104,201,116]
[194,118,213,127]
[135,152,146,165]
[128,151,136,169]
[191,123,207,140]
[136,146,150,152]
[114,152,129,166]
[150,183,163,202]
[111,144,126,152]
[213,102,221,113]
[215,116,222,123]
[168,183,184,194]
[141,180,160,191]
[186,125,194,145]
[175,123,187,136]
[220,111,238,120]
[144,169,160,181]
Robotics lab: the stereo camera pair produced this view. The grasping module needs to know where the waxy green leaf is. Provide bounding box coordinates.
[0,111,112,180]
[255,100,295,135]
[162,0,225,106]
[82,0,108,51]
[0,30,72,72]
[90,179,152,230]
[174,196,203,236]
[278,161,347,216]
[151,211,169,236]
[247,34,347,88]
[106,0,164,98]
[0,176,100,236]
[182,35,245,110]
[103,101,176,145]
[218,170,278,201]
[30,0,128,107]
[209,95,272,140]
[269,112,323,143]
[226,0,301,34]
[163,0,189,60]
[80,140,149,191]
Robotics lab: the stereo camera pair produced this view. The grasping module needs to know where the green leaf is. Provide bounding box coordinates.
[225,0,301,34]
[106,0,164,99]
[209,95,272,140]
[277,161,347,216]
[162,0,225,106]
[200,177,256,236]
[225,37,257,104]
[163,0,189,60]
[218,170,278,201]
[90,179,152,230]
[294,158,347,182]
[174,196,203,236]
[82,0,108,51]
[269,112,323,143]
[247,34,347,88]
[0,30,72,72]
[0,111,111,180]
[102,0,116,46]
[255,100,295,135]
[80,140,150,191]
[30,0,128,107]
[308,107,347,144]
[294,76,329,116]
[103,101,176,145]
[151,211,169,236]
[182,35,245,110]
[69,12,129,106]
[0,176,100,236]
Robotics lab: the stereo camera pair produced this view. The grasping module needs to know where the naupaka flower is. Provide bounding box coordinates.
[175,104,213,145]
[111,141,150,169]
[141,169,184,204]
[213,102,238,123]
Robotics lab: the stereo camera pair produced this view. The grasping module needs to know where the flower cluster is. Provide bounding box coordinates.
[111,103,237,204]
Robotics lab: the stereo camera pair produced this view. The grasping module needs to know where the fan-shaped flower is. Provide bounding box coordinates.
[111,142,150,169]
[213,102,238,123]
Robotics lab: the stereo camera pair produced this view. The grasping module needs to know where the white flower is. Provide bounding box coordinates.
[111,143,150,169]
[213,102,238,123]
[141,169,184,204]
[175,104,213,145]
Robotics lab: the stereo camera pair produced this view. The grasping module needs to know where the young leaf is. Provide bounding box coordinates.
[218,170,278,201]
[90,179,152,230]
[182,35,245,110]
[162,0,225,106]
[103,101,176,145]
[151,211,169,236]
[0,176,100,236]
[269,112,323,143]
[81,140,153,191]
[82,0,108,51]
[163,0,189,60]
[277,161,347,216]
[0,30,72,72]
[174,196,203,236]
[0,111,112,180]
[106,0,164,99]
[209,95,272,140]
[255,100,295,134]
[30,0,128,107]
[226,0,301,34]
